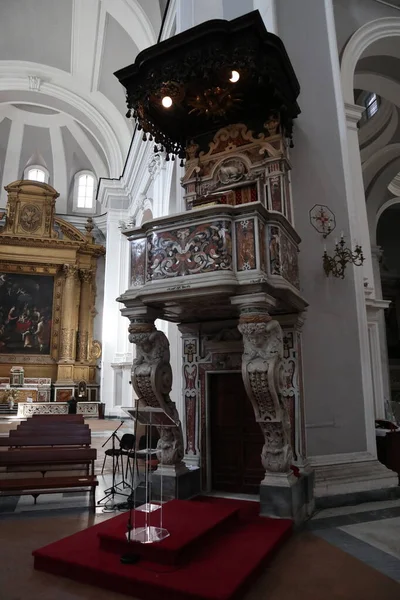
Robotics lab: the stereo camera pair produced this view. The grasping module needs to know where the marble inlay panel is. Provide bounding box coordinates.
[235,219,256,271]
[147,221,232,280]
[130,238,146,287]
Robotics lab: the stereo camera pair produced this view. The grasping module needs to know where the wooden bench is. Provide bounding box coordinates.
[14,424,89,433]
[0,475,98,511]
[30,415,84,423]
[0,447,96,476]
[0,434,91,448]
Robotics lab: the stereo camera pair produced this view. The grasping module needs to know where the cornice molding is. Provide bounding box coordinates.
[344,103,365,131]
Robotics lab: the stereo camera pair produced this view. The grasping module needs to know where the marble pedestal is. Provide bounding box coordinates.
[260,470,315,524]
[134,466,201,505]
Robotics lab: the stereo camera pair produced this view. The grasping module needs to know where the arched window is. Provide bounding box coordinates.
[73,171,96,212]
[25,166,49,183]
[364,93,380,120]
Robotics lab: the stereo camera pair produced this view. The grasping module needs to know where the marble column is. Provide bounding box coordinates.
[59,264,78,363]
[276,0,398,503]
[77,269,93,362]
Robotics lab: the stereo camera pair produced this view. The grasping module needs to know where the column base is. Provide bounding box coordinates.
[259,470,314,524]
[314,459,399,509]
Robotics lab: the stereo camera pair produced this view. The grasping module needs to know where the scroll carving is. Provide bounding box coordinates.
[129,323,184,467]
[238,315,292,474]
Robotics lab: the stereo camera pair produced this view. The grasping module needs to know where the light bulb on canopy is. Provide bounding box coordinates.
[161,96,173,108]
[229,70,240,83]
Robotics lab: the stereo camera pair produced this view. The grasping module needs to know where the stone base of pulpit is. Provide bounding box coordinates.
[135,467,201,504]
[259,470,314,524]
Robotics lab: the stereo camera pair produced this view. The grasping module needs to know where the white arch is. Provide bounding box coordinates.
[377,197,400,223]
[103,0,157,50]
[341,17,400,104]
[0,61,131,175]
[363,143,400,190]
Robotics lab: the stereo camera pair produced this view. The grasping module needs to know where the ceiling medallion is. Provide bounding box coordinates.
[115,11,300,161]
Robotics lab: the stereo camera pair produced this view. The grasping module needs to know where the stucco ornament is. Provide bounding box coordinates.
[129,323,184,467]
[238,314,292,474]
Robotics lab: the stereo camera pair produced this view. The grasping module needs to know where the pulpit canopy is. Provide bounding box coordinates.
[115,10,300,158]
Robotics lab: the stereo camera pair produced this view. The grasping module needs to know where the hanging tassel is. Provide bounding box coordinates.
[165,154,170,161]
[142,132,147,141]
[180,159,184,167]
[125,109,131,119]
[171,155,175,161]
[148,134,153,142]
[137,124,142,131]
[154,145,158,153]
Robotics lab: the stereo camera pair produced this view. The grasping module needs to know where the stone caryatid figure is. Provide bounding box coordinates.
[129,322,184,468]
[238,313,292,476]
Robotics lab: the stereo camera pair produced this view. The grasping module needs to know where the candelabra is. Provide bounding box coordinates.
[323,234,364,279]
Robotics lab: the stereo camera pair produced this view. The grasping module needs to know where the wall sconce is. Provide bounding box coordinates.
[323,234,364,278]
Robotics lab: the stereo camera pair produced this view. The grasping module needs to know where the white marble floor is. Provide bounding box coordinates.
[308,498,400,582]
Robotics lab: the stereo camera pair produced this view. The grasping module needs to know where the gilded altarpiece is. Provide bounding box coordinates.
[0,181,105,395]
[180,318,307,491]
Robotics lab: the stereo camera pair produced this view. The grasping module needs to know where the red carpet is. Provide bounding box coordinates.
[33,497,292,600]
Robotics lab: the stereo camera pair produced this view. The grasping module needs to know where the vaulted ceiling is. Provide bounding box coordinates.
[0,0,165,213]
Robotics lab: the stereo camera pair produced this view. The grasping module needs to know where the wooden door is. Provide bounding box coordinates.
[209,372,265,494]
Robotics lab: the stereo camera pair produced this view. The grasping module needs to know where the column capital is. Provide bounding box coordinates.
[231,292,277,314]
[344,103,364,131]
[62,263,78,280]
[79,268,94,284]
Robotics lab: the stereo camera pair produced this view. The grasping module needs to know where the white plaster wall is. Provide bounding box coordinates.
[277,0,372,459]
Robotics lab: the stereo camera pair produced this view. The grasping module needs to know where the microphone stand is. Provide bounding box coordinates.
[121,396,141,564]
[98,419,128,511]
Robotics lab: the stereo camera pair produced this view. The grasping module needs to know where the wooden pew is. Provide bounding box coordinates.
[30,415,84,423]
[0,447,96,476]
[15,423,90,432]
[1,433,91,448]
[0,475,98,510]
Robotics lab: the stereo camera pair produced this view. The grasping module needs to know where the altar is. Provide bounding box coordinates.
[0,376,51,403]
[17,401,100,418]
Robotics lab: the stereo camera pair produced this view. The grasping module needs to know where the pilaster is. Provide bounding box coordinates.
[58,264,78,382]
[345,102,375,291]
[77,268,93,362]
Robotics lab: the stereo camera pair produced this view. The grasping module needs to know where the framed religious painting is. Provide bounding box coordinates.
[0,271,55,357]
